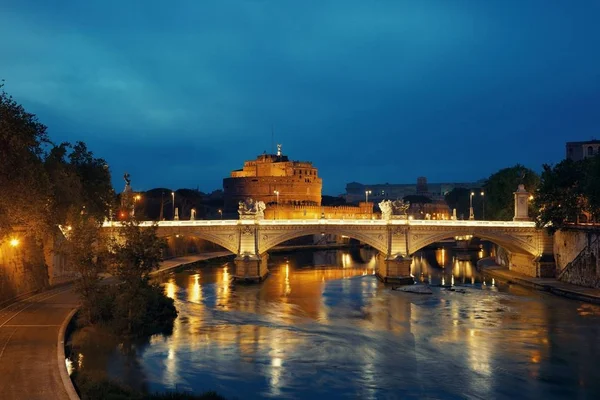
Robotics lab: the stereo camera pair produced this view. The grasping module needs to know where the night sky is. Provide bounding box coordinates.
[1,1,599,195]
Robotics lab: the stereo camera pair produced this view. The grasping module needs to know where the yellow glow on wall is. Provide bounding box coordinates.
[9,238,19,247]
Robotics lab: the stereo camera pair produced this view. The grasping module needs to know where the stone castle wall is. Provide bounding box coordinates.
[223,176,322,211]
[264,202,375,220]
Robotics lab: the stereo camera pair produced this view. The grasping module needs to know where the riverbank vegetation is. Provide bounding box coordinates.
[535,155,600,231]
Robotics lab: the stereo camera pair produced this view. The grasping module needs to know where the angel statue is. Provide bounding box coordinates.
[379,200,393,220]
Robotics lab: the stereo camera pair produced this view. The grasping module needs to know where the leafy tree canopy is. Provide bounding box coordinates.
[534,156,599,231]
[483,164,539,221]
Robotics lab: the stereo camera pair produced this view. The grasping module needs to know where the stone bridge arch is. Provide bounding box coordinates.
[155,226,239,255]
[407,228,540,257]
[257,225,389,255]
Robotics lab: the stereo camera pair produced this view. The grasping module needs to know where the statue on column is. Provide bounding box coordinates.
[121,172,134,214]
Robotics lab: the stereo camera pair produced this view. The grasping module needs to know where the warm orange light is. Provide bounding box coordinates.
[529,195,534,200]
[10,238,19,247]
[135,195,141,201]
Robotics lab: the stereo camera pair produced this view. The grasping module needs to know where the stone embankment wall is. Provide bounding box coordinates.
[554,228,600,288]
[0,236,49,305]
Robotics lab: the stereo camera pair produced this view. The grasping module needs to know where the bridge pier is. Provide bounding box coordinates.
[376,254,414,285]
[233,253,269,282]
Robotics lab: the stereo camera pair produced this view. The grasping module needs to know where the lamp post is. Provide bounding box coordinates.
[133,194,141,217]
[218,209,223,219]
[469,192,475,220]
[171,191,175,220]
[274,190,280,219]
[480,191,485,220]
[365,190,372,203]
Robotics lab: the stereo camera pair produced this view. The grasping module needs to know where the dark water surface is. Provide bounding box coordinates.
[70,248,600,399]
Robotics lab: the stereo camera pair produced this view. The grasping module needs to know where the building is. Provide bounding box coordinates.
[566,140,600,161]
[345,177,483,204]
[223,145,322,212]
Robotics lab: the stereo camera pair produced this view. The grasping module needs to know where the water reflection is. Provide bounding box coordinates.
[69,248,600,399]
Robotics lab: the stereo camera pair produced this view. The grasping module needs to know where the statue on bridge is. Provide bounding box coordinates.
[392,200,410,217]
[238,198,266,220]
[379,199,410,220]
[379,200,393,220]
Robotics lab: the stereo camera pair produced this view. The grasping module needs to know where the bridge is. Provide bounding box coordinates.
[102,218,554,283]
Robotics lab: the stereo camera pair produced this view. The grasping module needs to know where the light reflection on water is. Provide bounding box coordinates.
[72,247,600,399]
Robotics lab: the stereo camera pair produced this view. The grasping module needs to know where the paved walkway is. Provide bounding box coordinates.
[0,252,232,400]
[481,265,600,304]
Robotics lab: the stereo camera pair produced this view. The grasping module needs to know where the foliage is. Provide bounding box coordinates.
[67,215,110,325]
[402,195,432,205]
[444,188,471,219]
[534,157,598,232]
[483,164,539,220]
[0,81,52,238]
[322,195,348,206]
[1,82,114,240]
[106,212,176,336]
[72,371,226,400]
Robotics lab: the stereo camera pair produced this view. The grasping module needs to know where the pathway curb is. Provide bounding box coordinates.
[57,307,80,400]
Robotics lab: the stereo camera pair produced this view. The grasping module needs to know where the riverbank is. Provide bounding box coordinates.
[154,251,233,275]
[0,252,234,400]
[478,259,600,304]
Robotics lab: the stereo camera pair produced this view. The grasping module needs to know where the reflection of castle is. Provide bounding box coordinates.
[223,145,322,212]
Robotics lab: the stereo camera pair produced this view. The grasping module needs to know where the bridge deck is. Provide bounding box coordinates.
[103,219,537,228]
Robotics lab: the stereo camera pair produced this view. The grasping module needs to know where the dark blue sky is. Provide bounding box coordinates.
[2,1,599,195]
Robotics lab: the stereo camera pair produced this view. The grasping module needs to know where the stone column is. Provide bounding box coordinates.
[376,253,414,285]
[513,184,530,221]
[233,253,269,282]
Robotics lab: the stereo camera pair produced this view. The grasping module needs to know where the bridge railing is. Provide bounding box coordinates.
[102,219,537,228]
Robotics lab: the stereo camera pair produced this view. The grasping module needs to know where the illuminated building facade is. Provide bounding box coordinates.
[223,145,322,212]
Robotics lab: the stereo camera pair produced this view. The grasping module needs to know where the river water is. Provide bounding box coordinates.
[69,247,600,399]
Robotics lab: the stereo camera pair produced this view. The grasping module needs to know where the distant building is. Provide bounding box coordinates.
[566,140,600,161]
[222,145,322,212]
[345,177,483,204]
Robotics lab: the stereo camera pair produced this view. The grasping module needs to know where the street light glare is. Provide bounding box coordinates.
[10,238,19,247]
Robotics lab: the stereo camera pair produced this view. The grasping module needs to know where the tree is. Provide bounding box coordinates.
[0,81,52,238]
[583,154,600,220]
[67,215,110,325]
[444,188,471,219]
[483,165,539,220]
[107,211,176,335]
[535,158,591,231]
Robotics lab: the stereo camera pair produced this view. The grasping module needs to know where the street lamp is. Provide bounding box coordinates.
[171,191,175,220]
[274,190,280,219]
[133,194,141,217]
[469,192,475,220]
[480,191,485,220]
[365,190,372,203]
[218,209,223,219]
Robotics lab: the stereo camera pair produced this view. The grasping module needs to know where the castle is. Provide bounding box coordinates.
[223,145,322,212]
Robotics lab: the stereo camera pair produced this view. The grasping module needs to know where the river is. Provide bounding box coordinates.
[69,246,600,399]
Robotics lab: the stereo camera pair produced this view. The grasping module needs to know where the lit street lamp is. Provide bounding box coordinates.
[133,194,141,217]
[274,190,280,219]
[469,192,475,220]
[365,190,372,203]
[171,191,175,220]
[481,191,485,220]
[218,209,223,219]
